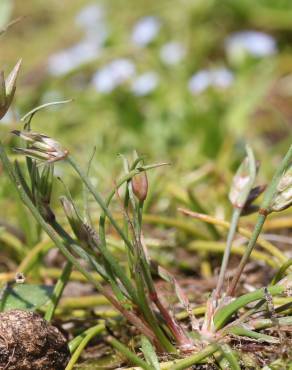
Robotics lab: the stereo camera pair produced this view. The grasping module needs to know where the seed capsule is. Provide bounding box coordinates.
[0,60,22,119]
[270,165,292,212]
[132,171,148,202]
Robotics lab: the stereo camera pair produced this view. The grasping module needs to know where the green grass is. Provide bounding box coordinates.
[0,0,292,368]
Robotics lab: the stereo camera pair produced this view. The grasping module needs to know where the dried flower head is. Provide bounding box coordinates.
[270,165,292,212]
[229,145,257,209]
[11,130,68,165]
[0,59,22,119]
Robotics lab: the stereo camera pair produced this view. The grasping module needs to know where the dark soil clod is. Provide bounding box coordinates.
[0,309,70,370]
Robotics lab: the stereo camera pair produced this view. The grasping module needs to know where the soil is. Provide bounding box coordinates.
[0,309,70,370]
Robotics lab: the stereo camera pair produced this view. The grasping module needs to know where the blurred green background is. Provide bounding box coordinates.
[0,0,291,225]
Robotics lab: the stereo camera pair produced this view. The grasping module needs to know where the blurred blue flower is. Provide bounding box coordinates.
[188,67,234,94]
[211,68,234,88]
[225,31,277,60]
[132,72,159,96]
[160,41,186,65]
[188,70,210,94]
[75,3,108,45]
[48,4,108,76]
[131,16,161,47]
[75,4,105,29]
[48,40,101,76]
[92,59,136,93]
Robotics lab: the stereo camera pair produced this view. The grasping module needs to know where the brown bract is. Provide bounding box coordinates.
[0,309,70,370]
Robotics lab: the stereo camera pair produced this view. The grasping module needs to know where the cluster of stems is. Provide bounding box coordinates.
[0,129,195,352]
[0,58,291,369]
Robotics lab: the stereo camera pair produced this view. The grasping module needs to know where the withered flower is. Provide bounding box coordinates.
[229,145,257,210]
[0,59,22,119]
[11,130,68,165]
[270,165,292,212]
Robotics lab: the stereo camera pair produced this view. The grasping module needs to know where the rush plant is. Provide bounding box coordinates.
[0,68,291,369]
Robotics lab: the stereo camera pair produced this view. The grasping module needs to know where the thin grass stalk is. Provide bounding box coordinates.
[169,344,218,370]
[214,284,286,330]
[271,258,292,285]
[248,316,292,330]
[44,261,72,321]
[134,264,176,353]
[0,143,156,343]
[66,323,105,370]
[67,156,140,304]
[228,145,292,295]
[69,155,176,352]
[215,207,241,299]
[135,198,192,349]
[218,343,241,370]
[106,336,153,370]
[67,155,133,249]
[228,326,279,343]
[227,214,266,296]
[178,209,287,264]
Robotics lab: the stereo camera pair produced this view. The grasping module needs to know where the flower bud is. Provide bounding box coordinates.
[270,165,292,212]
[132,171,148,202]
[229,146,257,209]
[60,196,83,239]
[0,59,22,119]
[60,196,99,250]
[11,130,68,164]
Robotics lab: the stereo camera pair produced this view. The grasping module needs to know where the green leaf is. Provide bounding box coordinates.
[0,283,54,311]
[0,0,13,29]
[141,335,160,370]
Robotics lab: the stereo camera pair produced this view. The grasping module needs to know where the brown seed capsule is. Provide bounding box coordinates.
[132,171,148,202]
[0,60,22,120]
[0,309,70,370]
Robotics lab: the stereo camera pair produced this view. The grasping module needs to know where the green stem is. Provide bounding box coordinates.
[106,336,153,370]
[44,261,72,321]
[134,263,176,353]
[228,326,278,343]
[218,343,240,370]
[44,218,79,321]
[215,207,241,299]
[249,316,292,330]
[67,155,139,304]
[227,214,266,296]
[136,201,182,351]
[228,145,292,296]
[271,258,292,285]
[67,155,133,250]
[0,143,155,343]
[99,162,176,353]
[169,344,217,370]
[66,323,105,370]
[214,285,285,330]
